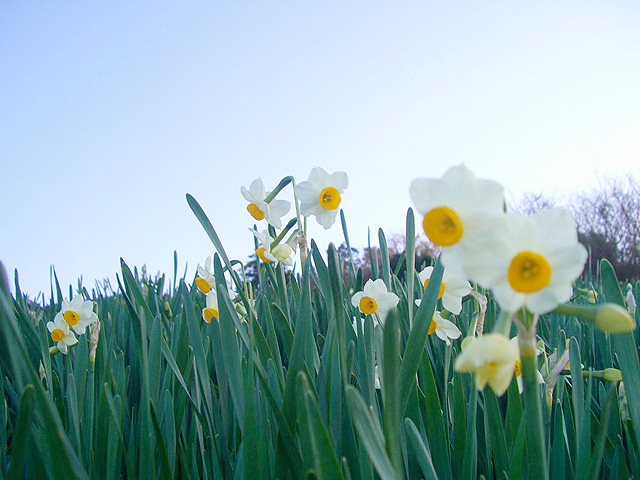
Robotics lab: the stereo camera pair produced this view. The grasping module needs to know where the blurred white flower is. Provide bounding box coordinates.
[454,333,518,396]
[409,165,505,275]
[294,167,348,229]
[418,266,471,314]
[241,177,291,229]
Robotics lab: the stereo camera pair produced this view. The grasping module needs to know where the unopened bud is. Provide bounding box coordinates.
[587,290,598,304]
[626,286,636,316]
[461,336,475,350]
[595,304,636,334]
[603,368,623,382]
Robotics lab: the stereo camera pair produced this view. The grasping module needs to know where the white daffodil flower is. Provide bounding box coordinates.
[351,279,399,324]
[196,256,236,298]
[428,310,462,345]
[196,256,216,294]
[409,165,505,276]
[202,291,219,323]
[510,337,545,393]
[463,208,588,315]
[294,167,348,229]
[418,266,471,314]
[54,296,98,336]
[241,178,291,229]
[46,316,78,354]
[454,333,518,396]
[250,228,294,267]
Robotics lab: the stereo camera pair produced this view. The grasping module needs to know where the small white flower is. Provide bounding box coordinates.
[250,228,294,267]
[294,167,348,229]
[510,337,545,393]
[351,279,399,323]
[46,316,78,354]
[428,310,462,345]
[196,256,235,297]
[196,256,216,294]
[418,266,471,314]
[463,208,588,314]
[410,165,505,275]
[54,296,98,335]
[241,178,291,229]
[202,291,219,323]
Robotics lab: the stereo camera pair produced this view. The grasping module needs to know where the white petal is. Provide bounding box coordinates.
[442,293,463,314]
[308,167,331,189]
[315,209,339,229]
[249,178,266,200]
[329,171,349,191]
[241,186,254,202]
[294,181,320,204]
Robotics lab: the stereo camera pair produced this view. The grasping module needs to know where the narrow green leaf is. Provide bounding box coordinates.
[382,311,403,477]
[300,372,344,480]
[404,418,438,480]
[346,385,398,480]
[398,259,443,416]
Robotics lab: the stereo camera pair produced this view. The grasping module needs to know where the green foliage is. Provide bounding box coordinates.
[0,207,639,479]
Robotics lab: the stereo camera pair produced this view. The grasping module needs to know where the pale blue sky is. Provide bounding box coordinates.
[1,2,639,298]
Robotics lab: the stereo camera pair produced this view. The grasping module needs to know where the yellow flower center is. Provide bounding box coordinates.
[428,318,438,336]
[514,359,521,377]
[247,202,265,220]
[508,251,552,293]
[318,187,341,210]
[256,247,272,263]
[423,279,445,299]
[359,296,378,315]
[63,310,80,326]
[477,361,499,380]
[422,206,463,246]
[203,308,219,323]
[195,277,211,294]
[51,328,65,342]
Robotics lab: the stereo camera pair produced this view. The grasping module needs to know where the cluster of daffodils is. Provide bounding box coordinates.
[195,256,242,323]
[46,296,99,354]
[240,168,349,269]
[410,164,590,396]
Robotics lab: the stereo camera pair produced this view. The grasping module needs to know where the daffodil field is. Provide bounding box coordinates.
[1,166,639,479]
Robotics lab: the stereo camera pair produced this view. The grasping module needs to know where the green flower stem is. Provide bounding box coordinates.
[289,177,308,264]
[493,310,513,336]
[518,326,548,480]
[264,175,293,203]
[270,217,298,248]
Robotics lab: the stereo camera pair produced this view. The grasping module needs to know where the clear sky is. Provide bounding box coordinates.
[1,2,639,298]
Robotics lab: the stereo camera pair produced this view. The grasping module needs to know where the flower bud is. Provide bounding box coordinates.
[595,304,636,334]
[603,368,623,382]
[626,285,636,316]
